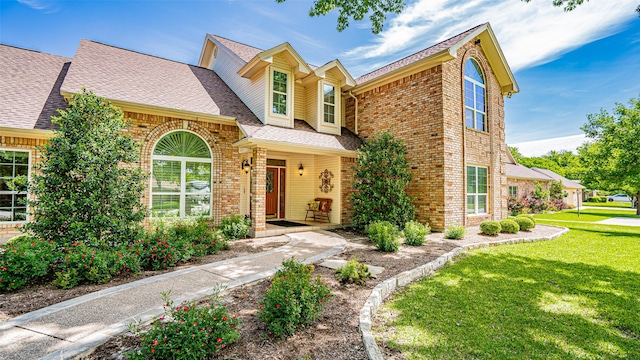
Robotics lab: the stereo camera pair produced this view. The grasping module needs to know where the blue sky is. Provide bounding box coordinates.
[1,0,639,152]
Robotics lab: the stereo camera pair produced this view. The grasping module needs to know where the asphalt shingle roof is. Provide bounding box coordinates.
[209,35,263,63]
[0,44,70,130]
[356,23,485,84]
[506,163,554,181]
[531,168,585,189]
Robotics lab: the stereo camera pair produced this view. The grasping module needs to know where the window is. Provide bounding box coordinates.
[464,58,486,131]
[151,132,212,218]
[0,150,29,222]
[323,83,335,124]
[467,165,488,215]
[509,186,518,197]
[272,70,288,115]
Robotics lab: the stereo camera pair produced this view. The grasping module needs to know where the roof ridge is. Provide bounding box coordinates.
[356,22,487,82]
[0,43,72,61]
[82,39,203,67]
[209,34,264,52]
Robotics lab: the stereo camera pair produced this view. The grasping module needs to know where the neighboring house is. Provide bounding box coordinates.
[530,168,585,207]
[505,151,553,198]
[505,150,585,207]
[0,22,517,240]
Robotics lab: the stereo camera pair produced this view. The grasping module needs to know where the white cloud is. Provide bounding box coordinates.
[509,134,587,157]
[17,0,58,12]
[345,0,638,74]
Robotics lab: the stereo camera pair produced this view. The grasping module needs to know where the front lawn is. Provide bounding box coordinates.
[373,221,640,359]
[533,207,639,222]
[583,201,633,208]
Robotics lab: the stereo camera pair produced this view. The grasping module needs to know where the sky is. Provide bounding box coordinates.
[1,0,639,156]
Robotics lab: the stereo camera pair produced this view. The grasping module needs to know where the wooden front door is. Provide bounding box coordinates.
[266,167,278,218]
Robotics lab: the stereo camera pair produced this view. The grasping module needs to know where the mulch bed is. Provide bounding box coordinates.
[1,226,565,359]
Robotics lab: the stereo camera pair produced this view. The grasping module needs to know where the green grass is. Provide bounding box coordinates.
[583,201,633,208]
[533,208,639,222]
[374,220,640,359]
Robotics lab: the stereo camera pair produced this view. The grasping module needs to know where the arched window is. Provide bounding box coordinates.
[151,131,212,218]
[464,58,486,131]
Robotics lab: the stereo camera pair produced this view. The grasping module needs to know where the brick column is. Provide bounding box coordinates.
[250,147,267,235]
[340,156,356,224]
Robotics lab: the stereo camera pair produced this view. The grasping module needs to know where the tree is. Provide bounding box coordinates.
[350,131,415,230]
[509,147,583,180]
[24,89,147,248]
[276,0,614,34]
[578,95,640,214]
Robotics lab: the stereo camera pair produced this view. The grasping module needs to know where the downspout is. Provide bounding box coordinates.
[348,91,359,135]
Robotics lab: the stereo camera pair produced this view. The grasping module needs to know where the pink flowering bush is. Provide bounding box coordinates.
[127,286,240,359]
[258,258,332,338]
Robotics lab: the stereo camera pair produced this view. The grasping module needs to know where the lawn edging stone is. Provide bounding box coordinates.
[358,226,569,360]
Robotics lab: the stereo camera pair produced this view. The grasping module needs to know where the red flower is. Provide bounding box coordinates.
[217,338,222,343]
[153,339,158,346]
[222,317,227,321]
[151,348,155,353]
[276,304,280,309]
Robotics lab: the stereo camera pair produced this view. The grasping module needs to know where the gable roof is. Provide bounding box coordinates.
[209,34,263,63]
[531,168,585,189]
[355,23,518,95]
[0,44,70,131]
[506,163,554,181]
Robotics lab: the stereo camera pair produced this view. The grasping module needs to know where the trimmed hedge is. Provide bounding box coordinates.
[516,214,536,227]
[514,217,535,231]
[480,221,501,236]
[500,219,520,234]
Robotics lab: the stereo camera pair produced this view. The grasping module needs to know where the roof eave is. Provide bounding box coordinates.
[0,126,54,139]
[238,43,312,79]
[233,137,358,157]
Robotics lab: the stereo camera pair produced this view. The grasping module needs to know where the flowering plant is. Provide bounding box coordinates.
[258,258,331,338]
[128,285,240,359]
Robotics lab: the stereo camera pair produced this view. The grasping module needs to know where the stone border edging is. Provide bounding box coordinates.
[358,226,569,360]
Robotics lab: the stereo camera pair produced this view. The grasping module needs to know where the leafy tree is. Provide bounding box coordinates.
[509,146,524,162]
[350,131,414,230]
[276,0,616,34]
[549,180,565,200]
[578,95,640,214]
[24,89,147,248]
[509,147,583,180]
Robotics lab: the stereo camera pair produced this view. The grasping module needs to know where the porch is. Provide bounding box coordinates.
[255,219,342,238]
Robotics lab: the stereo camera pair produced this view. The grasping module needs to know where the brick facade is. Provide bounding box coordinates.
[340,156,356,224]
[345,40,508,230]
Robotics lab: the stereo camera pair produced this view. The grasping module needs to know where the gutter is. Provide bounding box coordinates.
[347,91,358,135]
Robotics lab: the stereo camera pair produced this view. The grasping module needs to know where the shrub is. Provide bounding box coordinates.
[444,224,466,240]
[403,221,430,246]
[335,256,371,285]
[516,214,536,227]
[500,219,520,234]
[0,238,55,291]
[350,131,415,230]
[367,221,400,252]
[128,286,240,359]
[587,196,607,203]
[6,234,31,246]
[24,89,146,250]
[219,214,250,240]
[479,221,501,236]
[508,196,524,216]
[258,258,331,338]
[514,217,535,231]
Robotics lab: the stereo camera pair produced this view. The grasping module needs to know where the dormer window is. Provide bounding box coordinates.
[323,84,335,124]
[464,58,486,131]
[272,70,288,116]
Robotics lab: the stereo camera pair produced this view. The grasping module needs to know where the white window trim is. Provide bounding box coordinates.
[270,68,291,119]
[464,59,487,132]
[321,82,337,127]
[150,131,213,219]
[509,185,518,197]
[467,165,488,216]
[0,148,31,224]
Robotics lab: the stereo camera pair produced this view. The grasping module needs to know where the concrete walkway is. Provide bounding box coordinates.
[596,217,640,227]
[0,231,345,360]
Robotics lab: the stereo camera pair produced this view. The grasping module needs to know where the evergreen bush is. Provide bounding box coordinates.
[367,221,400,252]
[500,219,520,234]
[479,221,501,236]
[404,220,430,246]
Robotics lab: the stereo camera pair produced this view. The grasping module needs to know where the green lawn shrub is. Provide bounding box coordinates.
[335,256,371,285]
[480,221,501,236]
[444,224,466,240]
[219,214,250,240]
[514,217,535,231]
[0,238,55,291]
[516,214,536,227]
[128,286,240,359]
[587,196,607,203]
[404,220,430,246]
[367,221,400,252]
[258,258,331,338]
[500,219,520,234]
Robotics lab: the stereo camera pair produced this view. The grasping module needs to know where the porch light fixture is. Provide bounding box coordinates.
[242,159,251,174]
[298,163,304,176]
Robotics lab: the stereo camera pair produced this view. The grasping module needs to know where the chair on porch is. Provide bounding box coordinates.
[305,198,332,223]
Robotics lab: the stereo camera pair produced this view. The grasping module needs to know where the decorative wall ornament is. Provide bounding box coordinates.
[318,169,334,193]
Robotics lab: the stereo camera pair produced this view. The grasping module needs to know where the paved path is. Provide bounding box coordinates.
[596,217,640,227]
[0,231,345,360]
